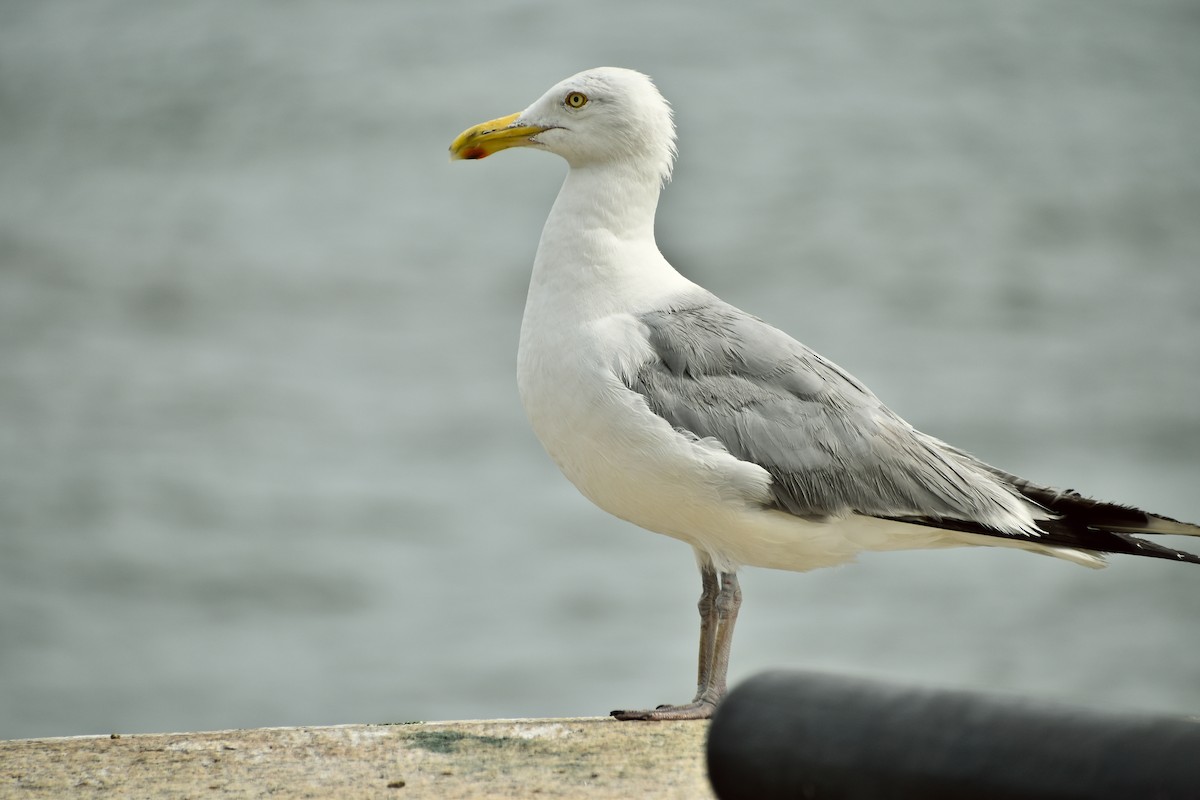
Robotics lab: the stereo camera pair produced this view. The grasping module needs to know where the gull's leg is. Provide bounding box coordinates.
[705,571,741,702]
[693,564,720,700]
[612,569,741,721]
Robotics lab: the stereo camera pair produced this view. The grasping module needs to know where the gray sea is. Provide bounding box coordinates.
[2,0,1198,740]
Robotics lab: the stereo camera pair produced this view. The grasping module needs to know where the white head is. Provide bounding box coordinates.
[450,67,677,186]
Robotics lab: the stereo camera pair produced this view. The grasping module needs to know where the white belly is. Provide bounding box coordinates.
[516,308,911,572]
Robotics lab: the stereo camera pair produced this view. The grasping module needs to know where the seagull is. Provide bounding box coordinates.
[449,67,1200,721]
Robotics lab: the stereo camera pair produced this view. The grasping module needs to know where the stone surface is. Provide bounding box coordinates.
[0,718,715,799]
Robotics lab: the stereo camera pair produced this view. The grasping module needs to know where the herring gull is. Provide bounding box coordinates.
[449,67,1200,721]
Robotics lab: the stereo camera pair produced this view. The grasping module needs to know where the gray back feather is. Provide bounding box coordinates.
[629,299,1027,525]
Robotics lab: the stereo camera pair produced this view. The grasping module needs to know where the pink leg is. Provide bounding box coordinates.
[612,569,741,721]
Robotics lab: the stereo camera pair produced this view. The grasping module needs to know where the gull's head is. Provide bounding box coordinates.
[449,67,677,185]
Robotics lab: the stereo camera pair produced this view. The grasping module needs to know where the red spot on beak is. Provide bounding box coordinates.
[461,146,489,160]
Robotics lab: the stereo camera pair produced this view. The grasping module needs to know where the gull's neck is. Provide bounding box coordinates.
[529,161,692,317]
[543,162,661,242]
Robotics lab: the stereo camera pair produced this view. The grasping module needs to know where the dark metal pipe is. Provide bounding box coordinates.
[707,670,1200,800]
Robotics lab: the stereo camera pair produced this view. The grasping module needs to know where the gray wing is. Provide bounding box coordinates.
[626,298,1200,564]
[627,298,1028,527]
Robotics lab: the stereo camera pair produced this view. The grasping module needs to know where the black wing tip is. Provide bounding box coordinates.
[881,514,1200,566]
[1120,534,1200,565]
[1009,480,1200,536]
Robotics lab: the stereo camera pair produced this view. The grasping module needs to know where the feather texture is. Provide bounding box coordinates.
[629,300,1200,564]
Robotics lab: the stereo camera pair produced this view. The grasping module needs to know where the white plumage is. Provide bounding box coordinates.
[450,67,1200,720]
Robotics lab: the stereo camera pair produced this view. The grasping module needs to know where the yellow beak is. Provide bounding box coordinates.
[449,112,549,161]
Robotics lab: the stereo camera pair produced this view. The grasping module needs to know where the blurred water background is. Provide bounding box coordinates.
[2,0,1198,740]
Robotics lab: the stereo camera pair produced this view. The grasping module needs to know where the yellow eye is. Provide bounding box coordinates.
[565,91,588,109]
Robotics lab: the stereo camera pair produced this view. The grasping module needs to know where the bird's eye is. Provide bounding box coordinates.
[565,91,588,109]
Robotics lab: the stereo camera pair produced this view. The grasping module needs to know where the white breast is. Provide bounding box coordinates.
[516,241,840,570]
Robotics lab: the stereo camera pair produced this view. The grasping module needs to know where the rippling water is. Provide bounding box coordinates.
[2,0,1198,739]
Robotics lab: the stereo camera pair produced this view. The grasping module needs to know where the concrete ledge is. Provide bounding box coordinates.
[1,718,714,799]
